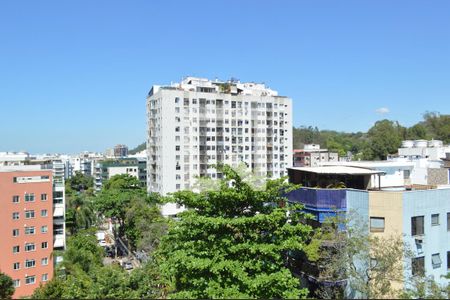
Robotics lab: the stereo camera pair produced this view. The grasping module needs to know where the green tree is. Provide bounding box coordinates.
[125,197,167,252]
[401,274,450,299]
[95,174,145,239]
[406,123,428,140]
[66,171,94,195]
[306,214,409,299]
[32,228,163,299]
[0,271,14,299]
[61,229,104,274]
[364,120,403,160]
[66,194,97,235]
[158,165,313,299]
[423,112,450,143]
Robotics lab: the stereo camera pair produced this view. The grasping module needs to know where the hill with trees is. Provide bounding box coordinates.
[293,112,450,160]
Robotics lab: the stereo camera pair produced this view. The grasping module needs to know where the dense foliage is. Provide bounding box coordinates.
[31,229,163,299]
[293,112,450,160]
[0,271,14,299]
[129,142,146,154]
[157,165,313,298]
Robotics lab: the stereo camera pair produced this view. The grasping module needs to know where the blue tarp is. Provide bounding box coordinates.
[286,188,347,209]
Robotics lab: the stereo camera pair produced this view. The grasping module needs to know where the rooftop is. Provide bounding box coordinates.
[288,166,385,176]
[149,76,284,97]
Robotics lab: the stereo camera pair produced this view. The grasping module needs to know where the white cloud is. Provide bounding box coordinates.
[375,107,390,114]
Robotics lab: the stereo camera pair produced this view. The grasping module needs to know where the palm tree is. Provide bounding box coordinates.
[66,194,97,235]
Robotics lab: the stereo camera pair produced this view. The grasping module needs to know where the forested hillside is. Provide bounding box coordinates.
[293,112,450,160]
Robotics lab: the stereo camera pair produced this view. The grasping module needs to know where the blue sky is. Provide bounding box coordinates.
[1,1,449,153]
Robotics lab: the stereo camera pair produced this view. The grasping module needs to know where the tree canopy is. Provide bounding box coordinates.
[0,271,14,299]
[157,165,313,298]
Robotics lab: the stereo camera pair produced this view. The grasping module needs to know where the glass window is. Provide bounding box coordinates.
[13,280,20,288]
[25,193,35,202]
[41,273,48,282]
[370,217,385,232]
[411,216,424,236]
[447,251,450,270]
[41,194,47,201]
[41,241,48,249]
[13,245,19,253]
[12,229,19,237]
[25,210,35,219]
[41,209,48,217]
[13,262,20,270]
[412,256,425,276]
[25,275,35,285]
[431,214,439,226]
[25,226,35,235]
[403,170,411,179]
[432,253,442,269]
[41,226,48,233]
[12,212,19,220]
[25,243,35,252]
[41,257,48,266]
[447,213,450,231]
[25,259,35,268]
[12,195,19,203]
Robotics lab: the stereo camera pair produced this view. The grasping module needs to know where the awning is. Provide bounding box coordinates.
[53,207,64,217]
[54,237,64,248]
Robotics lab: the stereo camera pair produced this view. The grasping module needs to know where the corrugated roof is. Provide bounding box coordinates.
[288,166,385,175]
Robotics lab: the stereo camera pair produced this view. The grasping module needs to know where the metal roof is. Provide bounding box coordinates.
[288,166,385,175]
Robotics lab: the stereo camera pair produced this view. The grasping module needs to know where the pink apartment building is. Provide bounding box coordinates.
[0,167,57,298]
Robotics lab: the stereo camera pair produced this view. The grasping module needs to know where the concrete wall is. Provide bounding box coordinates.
[427,168,449,185]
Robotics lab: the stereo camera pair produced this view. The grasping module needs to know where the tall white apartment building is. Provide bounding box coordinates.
[146,77,293,195]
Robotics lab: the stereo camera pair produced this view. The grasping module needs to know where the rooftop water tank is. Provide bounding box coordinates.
[427,140,443,148]
[402,140,414,148]
[414,140,428,148]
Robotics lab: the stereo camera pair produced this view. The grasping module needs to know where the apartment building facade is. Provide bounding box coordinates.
[0,166,65,298]
[94,158,147,192]
[293,144,339,167]
[146,77,293,196]
[286,166,450,297]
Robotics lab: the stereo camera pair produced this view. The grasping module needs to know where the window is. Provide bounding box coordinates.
[41,225,48,233]
[41,209,48,217]
[41,257,48,266]
[13,280,20,288]
[41,193,47,201]
[448,251,450,270]
[412,256,425,276]
[25,210,35,219]
[447,213,450,231]
[432,253,442,269]
[12,229,19,237]
[13,262,20,270]
[175,97,180,104]
[411,216,424,236]
[41,241,48,249]
[13,245,20,253]
[25,243,35,252]
[370,217,385,233]
[41,273,48,282]
[12,212,19,220]
[175,145,180,151]
[25,275,35,285]
[25,226,35,235]
[403,170,411,179]
[431,214,439,226]
[25,193,35,202]
[12,195,19,203]
[25,259,36,268]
